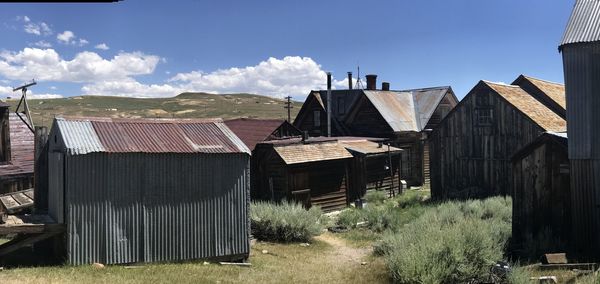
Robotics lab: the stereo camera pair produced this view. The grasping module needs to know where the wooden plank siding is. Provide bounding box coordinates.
[431,82,547,199]
[511,136,570,255]
[252,142,350,212]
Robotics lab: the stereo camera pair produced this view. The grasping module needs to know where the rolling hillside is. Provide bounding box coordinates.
[4,92,303,128]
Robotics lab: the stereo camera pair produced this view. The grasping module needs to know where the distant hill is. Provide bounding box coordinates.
[4,92,302,128]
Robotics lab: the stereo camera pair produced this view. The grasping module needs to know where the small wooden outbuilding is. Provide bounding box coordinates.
[340,139,403,201]
[511,132,570,254]
[252,138,353,211]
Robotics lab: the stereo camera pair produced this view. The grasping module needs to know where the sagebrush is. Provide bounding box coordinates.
[374,197,514,283]
[250,201,327,242]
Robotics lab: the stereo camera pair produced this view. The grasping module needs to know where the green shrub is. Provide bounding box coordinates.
[336,208,365,229]
[506,264,531,284]
[364,190,388,204]
[375,196,513,283]
[250,201,327,242]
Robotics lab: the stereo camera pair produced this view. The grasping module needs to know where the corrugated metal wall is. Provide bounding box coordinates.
[562,43,600,159]
[58,152,249,265]
[563,43,600,257]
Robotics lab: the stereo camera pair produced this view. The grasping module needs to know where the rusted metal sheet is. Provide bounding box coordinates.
[412,87,452,129]
[560,0,600,47]
[485,81,566,132]
[363,90,419,132]
[47,116,251,265]
[55,117,249,155]
[0,113,34,178]
[273,141,353,165]
[224,118,302,151]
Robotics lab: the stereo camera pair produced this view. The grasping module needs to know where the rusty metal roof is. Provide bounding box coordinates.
[273,141,353,165]
[54,117,250,155]
[485,81,567,132]
[560,0,600,47]
[0,113,34,178]
[363,90,419,132]
[224,118,293,151]
[339,140,403,155]
[520,76,566,110]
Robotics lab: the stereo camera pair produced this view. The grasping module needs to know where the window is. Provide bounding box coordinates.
[313,111,321,127]
[475,108,494,126]
[337,97,346,114]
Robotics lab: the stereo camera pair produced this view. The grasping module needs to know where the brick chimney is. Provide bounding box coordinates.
[382,82,390,91]
[366,74,377,90]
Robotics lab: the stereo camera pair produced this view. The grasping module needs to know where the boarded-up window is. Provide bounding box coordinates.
[313,111,321,127]
[475,108,494,126]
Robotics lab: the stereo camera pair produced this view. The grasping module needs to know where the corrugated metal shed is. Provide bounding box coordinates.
[274,141,353,165]
[560,0,600,47]
[55,117,250,155]
[485,81,567,132]
[47,116,251,265]
[0,114,34,177]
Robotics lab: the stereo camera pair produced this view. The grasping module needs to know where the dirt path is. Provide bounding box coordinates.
[314,233,371,264]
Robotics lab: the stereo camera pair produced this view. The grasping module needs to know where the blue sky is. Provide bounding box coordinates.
[0,0,574,100]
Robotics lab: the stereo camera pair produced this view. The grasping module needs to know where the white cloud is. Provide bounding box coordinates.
[169,56,344,98]
[82,78,182,98]
[77,56,346,98]
[21,16,52,36]
[28,93,63,99]
[0,48,160,82]
[0,48,342,99]
[0,84,62,99]
[57,30,75,44]
[0,85,12,96]
[78,38,89,46]
[95,43,110,50]
[32,40,52,48]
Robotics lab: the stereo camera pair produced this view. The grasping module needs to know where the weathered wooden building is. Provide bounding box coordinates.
[560,0,600,258]
[47,117,251,265]
[293,75,458,186]
[430,78,566,199]
[511,132,570,254]
[252,138,353,211]
[0,103,34,194]
[340,139,403,201]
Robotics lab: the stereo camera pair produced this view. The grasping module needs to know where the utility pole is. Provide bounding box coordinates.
[283,96,293,122]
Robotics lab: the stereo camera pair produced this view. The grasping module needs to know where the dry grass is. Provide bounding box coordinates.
[523,266,598,284]
[0,233,388,284]
[4,92,302,128]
